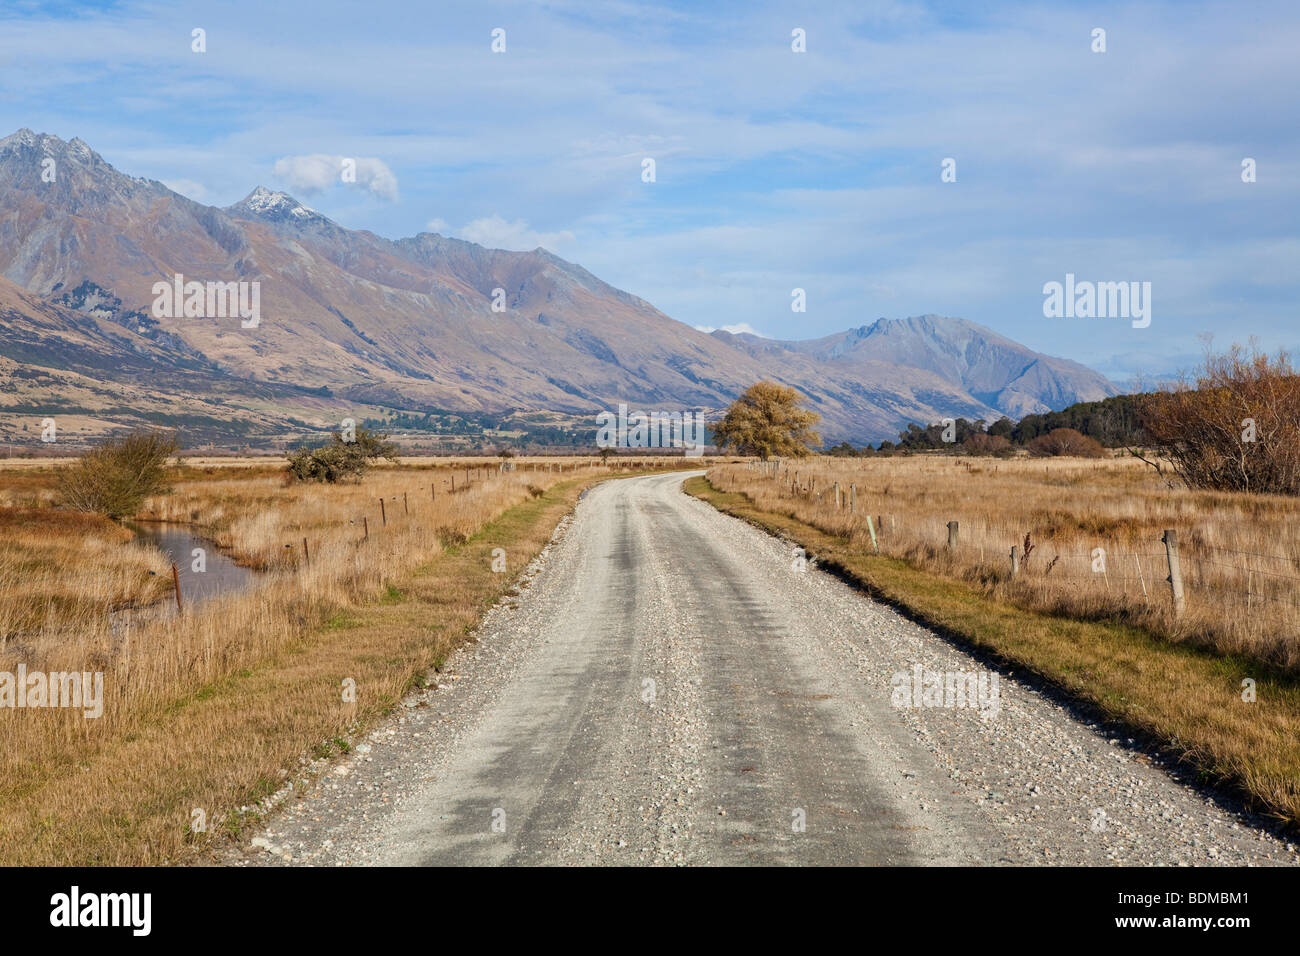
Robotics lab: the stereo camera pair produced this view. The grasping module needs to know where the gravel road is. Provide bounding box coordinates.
[235,472,1298,866]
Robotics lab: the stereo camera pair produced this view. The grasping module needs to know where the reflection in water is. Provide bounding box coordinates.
[125,522,258,607]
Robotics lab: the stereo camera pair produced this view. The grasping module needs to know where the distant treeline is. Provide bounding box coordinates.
[827,394,1147,457]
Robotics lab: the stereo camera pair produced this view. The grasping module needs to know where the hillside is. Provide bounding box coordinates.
[0,129,1117,446]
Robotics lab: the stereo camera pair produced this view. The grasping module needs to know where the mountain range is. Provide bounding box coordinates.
[0,128,1118,448]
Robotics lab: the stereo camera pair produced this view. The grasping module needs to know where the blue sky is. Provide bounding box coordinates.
[2,0,1297,381]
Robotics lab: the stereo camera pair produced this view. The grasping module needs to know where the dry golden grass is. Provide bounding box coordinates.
[712,455,1300,671]
[0,455,688,629]
[0,454,707,864]
[0,508,171,635]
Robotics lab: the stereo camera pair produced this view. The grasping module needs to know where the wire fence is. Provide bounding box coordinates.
[737,458,1300,619]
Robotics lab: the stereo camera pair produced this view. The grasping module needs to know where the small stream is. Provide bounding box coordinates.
[125,521,259,607]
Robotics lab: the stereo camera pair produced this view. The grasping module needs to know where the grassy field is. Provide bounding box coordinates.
[710,455,1300,671]
[692,456,1300,827]
[0,453,705,864]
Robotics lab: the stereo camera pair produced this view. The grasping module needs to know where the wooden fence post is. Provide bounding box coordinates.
[1010,545,1020,577]
[380,498,387,526]
[403,492,408,515]
[363,515,369,540]
[171,563,182,613]
[302,537,310,569]
[947,520,959,550]
[1162,529,1186,616]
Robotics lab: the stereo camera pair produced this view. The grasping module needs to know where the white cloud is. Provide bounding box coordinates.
[458,215,574,251]
[273,154,398,201]
[425,217,450,233]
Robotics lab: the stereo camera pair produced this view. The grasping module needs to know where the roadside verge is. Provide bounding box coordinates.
[1,470,632,865]
[685,474,1300,831]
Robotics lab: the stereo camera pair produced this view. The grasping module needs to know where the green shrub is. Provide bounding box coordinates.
[286,426,398,483]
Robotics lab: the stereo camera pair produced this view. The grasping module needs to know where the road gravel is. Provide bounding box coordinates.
[234,472,1298,866]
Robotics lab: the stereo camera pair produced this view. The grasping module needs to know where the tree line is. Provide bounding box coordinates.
[717,344,1300,496]
[835,393,1147,458]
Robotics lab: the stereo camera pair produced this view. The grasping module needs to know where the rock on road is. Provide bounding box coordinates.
[238,472,1297,867]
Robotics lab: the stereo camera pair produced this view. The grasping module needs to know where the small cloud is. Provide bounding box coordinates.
[695,322,768,337]
[272,154,398,201]
[425,217,450,233]
[458,215,574,251]
[163,178,207,201]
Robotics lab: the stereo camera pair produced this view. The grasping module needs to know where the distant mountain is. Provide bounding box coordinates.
[722,315,1118,419]
[0,128,1117,445]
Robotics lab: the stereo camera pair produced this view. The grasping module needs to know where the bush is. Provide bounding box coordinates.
[1026,428,1105,458]
[962,433,1014,457]
[286,426,398,483]
[1137,344,1300,494]
[58,430,179,519]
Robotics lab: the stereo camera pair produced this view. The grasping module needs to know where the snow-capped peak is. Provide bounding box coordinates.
[230,186,330,225]
[0,129,105,167]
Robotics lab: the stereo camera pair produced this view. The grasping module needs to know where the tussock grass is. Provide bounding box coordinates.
[0,508,170,634]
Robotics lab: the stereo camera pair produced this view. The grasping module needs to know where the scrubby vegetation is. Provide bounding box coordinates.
[56,429,179,519]
[1025,427,1106,458]
[1136,344,1300,495]
[286,426,399,483]
[882,395,1145,456]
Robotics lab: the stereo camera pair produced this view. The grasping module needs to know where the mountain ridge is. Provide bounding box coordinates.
[0,128,1118,445]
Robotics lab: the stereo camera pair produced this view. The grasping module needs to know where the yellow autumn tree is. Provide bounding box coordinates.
[712,381,821,460]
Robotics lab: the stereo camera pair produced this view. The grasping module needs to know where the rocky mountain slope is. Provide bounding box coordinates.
[0,129,1117,445]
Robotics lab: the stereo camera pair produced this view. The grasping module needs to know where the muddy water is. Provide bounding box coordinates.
[125,522,258,607]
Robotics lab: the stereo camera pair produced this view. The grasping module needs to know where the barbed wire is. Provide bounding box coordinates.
[1199,543,1300,563]
[746,465,1300,593]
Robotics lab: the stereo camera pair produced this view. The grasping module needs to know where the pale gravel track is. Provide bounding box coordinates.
[232,472,1298,866]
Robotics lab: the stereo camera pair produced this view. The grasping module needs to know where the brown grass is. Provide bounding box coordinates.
[0,454,709,864]
[712,455,1300,671]
[0,507,171,635]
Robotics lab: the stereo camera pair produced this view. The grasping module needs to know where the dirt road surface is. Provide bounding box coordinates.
[234,472,1297,866]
